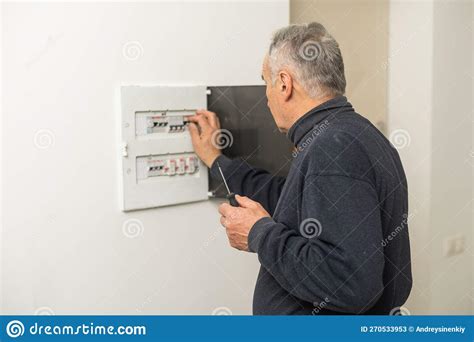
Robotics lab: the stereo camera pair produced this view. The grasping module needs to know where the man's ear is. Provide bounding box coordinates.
[278,70,293,101]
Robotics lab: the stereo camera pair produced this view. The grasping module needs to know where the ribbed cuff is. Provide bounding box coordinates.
[248,217,275,253]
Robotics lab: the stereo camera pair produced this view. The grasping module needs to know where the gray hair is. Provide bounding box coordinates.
[268,22,346,98]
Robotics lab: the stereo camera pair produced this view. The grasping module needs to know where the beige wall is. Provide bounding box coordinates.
[290,0,389,132]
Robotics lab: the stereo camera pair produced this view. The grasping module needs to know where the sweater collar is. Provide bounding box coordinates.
[287,96,352,146]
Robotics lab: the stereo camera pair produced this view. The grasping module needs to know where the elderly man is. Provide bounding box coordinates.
[189,22,412,315]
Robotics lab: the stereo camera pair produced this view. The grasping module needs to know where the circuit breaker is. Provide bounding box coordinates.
[119,85,208,211]
[136,154,199,180]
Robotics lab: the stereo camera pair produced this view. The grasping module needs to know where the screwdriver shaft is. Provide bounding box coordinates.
[216,162,231,195]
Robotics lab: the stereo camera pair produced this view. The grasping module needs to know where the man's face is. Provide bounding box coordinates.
[262,56,285,131]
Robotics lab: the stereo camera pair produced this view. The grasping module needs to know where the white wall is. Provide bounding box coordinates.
[1,1,289,315]
[388,0,473,314]
[388,0,434,314]
[430,0,472,314]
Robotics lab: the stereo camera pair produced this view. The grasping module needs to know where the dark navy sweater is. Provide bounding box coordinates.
[210,96,412,315]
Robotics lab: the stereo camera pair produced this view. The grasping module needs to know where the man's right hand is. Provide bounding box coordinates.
[188,109,223,168]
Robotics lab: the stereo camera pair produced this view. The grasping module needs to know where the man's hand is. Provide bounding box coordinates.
[218,195,270,251]
[188,110,222,168]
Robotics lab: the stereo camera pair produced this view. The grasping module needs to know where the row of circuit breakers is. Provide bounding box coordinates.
[119,86,210,211]
[136,153,199,179]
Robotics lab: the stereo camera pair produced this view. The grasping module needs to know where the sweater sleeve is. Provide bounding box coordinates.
[248,174,385,313]
[210,155,286,215]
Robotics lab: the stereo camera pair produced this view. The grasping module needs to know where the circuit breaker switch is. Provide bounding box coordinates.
[176,158,185,174]
[166,159,177,176]
[186,156,198,174]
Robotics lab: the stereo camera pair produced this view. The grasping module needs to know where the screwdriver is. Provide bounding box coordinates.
[216,162,240,207]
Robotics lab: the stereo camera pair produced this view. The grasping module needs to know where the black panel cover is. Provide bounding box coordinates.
[207,86,294,197]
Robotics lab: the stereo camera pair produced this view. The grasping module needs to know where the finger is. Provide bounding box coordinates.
[235,195,258,208]
[188,122,200,141]
[214,115,221,129]
[220,215,227,228]
[196,109,216,116]
[189,114,211,134]
[188,114,206,123]
[218,202,233,216]
[197,110,219,128]
[187,115,200,123]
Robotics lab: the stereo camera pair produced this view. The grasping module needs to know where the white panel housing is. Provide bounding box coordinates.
[119,85,208,211]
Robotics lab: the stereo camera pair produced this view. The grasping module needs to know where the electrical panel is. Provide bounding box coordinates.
[119,85,208,211]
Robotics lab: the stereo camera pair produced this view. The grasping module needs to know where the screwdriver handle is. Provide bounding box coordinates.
[226,193,240,207]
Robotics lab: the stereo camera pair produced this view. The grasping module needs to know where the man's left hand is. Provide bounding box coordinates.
[218,195,270,251]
